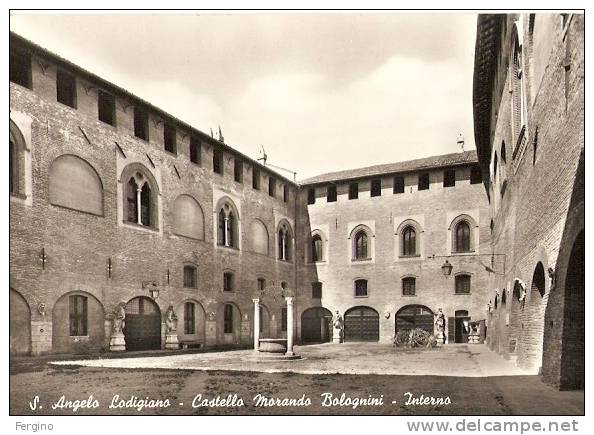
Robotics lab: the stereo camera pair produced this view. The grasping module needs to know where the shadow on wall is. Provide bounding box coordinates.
[542,148,584,390]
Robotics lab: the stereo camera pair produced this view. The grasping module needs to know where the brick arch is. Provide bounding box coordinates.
[10,288,31,355]
[52,290,105,354]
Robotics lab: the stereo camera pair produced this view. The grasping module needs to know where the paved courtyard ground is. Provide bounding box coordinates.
[10,343,584,415]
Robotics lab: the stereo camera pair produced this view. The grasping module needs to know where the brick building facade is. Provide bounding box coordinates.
[472,13,584,389]
[10,31,493,356]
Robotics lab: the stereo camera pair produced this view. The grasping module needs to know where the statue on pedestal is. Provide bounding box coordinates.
[332,311,344,343]
[110,302,127,352]
[164,304,179,350]
[165,305,178,333]
[434,308,446,345]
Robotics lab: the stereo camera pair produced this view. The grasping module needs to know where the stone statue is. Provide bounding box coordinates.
[112,302,126,334]
[434,308,446,344]
[332,311,344,343]
[165,305,178,333]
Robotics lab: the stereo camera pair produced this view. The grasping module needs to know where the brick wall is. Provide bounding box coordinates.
[479,14,584,388]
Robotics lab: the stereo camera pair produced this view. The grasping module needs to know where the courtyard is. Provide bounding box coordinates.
[10,343,584,415]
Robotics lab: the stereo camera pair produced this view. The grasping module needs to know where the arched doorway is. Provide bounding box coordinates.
[562,231,584,389]
[124,297,161,351]
[525,262,546,368]
[344,306,379,342]
[301,307,332,343]
[395,305,434,335]
[175,300,206,346]
[10,289,31,355]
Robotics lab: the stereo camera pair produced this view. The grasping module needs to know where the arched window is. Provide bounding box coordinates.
[353,230,368,260]
[9,120,27,197]
[122,165,158,229]
[311,234,323,262]
[402,226,417,256]
[183,265,197,288]
[48,155,103,215]
[354,279,368,297]
[217,200,239,248]
[454,221,471,253]
[278,221,292,261]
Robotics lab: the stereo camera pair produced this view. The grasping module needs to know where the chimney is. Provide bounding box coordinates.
[457,132,465,152]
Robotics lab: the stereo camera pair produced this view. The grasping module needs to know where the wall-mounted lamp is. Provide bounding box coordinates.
[39,247,48,269]
[441,259,453,277]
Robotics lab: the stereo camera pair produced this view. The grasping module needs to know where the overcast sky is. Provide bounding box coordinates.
[10,12,478,180]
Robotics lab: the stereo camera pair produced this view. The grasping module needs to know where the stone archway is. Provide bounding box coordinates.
[561,231,584,389]
[301,307,333,344]
[124,296,161,351]
[10,289,31,355]
[395,305,434,335]
[52,291,105,354]
[344,306,379,342]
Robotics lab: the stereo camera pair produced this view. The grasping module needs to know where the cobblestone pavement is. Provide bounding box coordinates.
[50,343,534,377]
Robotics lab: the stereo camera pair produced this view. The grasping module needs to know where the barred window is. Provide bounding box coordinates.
[455,274,471,294]
[184,302,195,334]
[69,295,88,336]
[402,277,416,296]
[354,279,368,297]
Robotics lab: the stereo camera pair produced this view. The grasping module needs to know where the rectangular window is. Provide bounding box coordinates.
[327,185,337,202]
[370,178,382,197]
[455,275,471,294]
[56,70,76,108]
[224,305,233,333]
[190,137,201,164]
[283,185,289,203]
[223,272,234,291]
[164,123,177,154]
[257,278,266,291]
[183,266,197,288]
[402,277,416,296]
[213,149,223,174]
[418,173,430,191]
[393,176,405,194]
[307,187,315,205]
[184,302,195,334]
[98,90,116,126]
[444,169,456,188]
[355,279,368,297]
[133,107,149,141]
[348,182,358,200]
[281,307,287,332]
[312,282,323,299]
[470,166,483,184]
[234,159,243,183]
[69,295,88,336]
[9,49,31,88]
[252,167,260,189]
[268,177,276,197]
